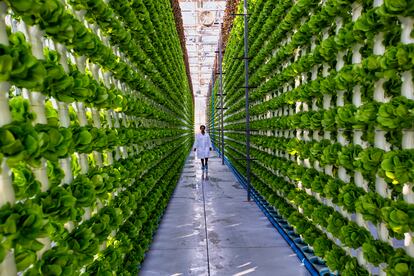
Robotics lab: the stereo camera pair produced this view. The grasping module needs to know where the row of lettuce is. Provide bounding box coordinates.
[210,0,414,275]
[0,0,193,274]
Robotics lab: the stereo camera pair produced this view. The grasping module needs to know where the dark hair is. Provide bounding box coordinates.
[200,125,206,129]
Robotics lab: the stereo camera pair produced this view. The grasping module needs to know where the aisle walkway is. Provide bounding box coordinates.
[140,152,309,276]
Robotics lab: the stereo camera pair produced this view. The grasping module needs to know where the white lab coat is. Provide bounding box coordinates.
[195,133,211,159]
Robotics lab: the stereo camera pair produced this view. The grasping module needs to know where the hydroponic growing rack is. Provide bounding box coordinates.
[210,0,414,275]
[0,0,193,274]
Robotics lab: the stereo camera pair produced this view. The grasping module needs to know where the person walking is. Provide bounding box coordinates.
[194,125,212,170]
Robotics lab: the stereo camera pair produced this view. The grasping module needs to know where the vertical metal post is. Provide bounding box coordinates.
[213,74,221,150]
[243,0,251,201]
[211,71,215,147]
[219,23,224,165]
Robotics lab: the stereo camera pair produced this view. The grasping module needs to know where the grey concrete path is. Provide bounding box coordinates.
[139,152,310,276]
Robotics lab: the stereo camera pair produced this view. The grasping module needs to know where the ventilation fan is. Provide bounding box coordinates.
[200,10,215,27]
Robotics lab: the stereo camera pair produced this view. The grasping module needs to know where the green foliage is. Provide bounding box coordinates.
[219,0,414,274]
[0,0,193,273]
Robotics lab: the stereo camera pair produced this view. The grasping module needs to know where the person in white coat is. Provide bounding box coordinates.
[193,125,212,170]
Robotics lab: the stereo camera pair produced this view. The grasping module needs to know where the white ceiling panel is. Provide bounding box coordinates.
[179,0,226,128]
[179,0,225,96]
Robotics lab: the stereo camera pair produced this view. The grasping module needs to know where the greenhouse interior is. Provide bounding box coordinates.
[0,0,414,275]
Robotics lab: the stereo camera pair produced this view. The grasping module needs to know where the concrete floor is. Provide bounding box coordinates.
[139,152,310,276]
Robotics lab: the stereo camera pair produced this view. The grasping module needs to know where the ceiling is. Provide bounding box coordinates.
[179,0,226,98]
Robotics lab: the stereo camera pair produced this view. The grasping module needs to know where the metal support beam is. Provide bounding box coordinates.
[231,13,251,16]
[211,70,215,147]
[239,86,257,89]
[218,22,225,166]
[243,0,252,202]
[232,57,251,60]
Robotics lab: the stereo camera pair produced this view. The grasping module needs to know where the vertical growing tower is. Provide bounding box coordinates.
[0,0,193,274]
[211,0,414,274]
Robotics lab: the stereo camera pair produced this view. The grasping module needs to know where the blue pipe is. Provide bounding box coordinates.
[214,147,320,276]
